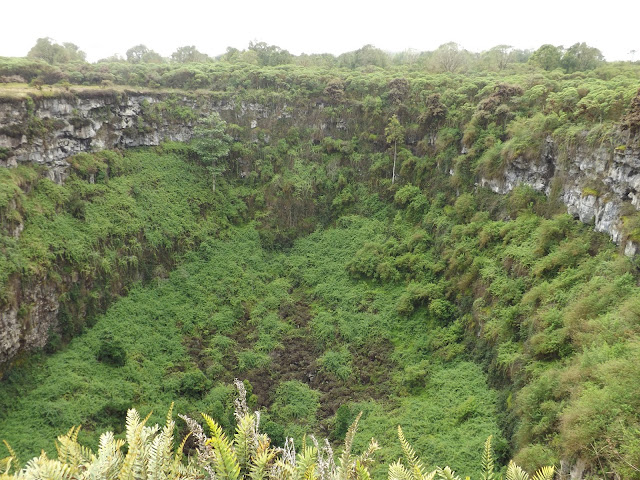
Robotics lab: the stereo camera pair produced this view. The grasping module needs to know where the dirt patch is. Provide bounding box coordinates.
[184,291,397,437]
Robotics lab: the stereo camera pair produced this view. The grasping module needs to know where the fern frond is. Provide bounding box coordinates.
[274,459,297,480]
[356,439,380,470]
[388,461,412,480]
[423,471,436,480]
[398,426,425,480]
[531,465,555,480]
[249,449,276,480]
[153,410,176,479]
[202,413,222,437]
[341,411,363,464]
[337,411,363,480]
[203,413,241,480]
[166,402,175,430]
[505,461,529,480]
[480,436,494,480]
[55,425,96,471]
[168,432,193,479]
[125,408,141,445]
[120,408,152,480]
[0,458,12,476]
[21,452,74,480]
[296,445,318,480]
[234,413,255,474]
[88,431,124,479]
[435,466,461,480]
[355,460,372,480]
[2,441,18,474]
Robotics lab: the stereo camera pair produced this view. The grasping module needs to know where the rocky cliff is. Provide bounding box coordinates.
[480,135,640,256]
[0,91,201,183]
[0,89,308,182]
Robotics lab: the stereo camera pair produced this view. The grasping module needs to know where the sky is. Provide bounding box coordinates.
[1,0,638,62]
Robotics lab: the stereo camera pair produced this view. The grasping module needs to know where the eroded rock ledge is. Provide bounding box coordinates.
[0,91,201,183]
[479,135,640,256]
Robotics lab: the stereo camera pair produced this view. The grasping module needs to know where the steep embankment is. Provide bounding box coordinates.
[0,146,244,369]
[2,85,640,367]
[0,88,334,366]
[480,136,640,255]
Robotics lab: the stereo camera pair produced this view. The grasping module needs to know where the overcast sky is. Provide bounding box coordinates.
[1,0,638,62]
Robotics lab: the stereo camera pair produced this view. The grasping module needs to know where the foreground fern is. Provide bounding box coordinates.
[0,403,199,479]
[180,380,378,480]
[1,380,554,480]
[387,431,554,480]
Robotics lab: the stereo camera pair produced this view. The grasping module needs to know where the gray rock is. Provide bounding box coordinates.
[479,139,640,256]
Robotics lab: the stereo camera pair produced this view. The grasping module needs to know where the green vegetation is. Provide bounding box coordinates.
[0,384,553,480]
[1,42,640,479]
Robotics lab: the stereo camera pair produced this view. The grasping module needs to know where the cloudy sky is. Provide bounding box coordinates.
[1,0,638,62]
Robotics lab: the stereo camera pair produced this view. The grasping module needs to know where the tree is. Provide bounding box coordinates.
[61,43,86,62]
[171,45,209,63]
[484,45,513,70]
[338,44,388,69]
[433,42,467,72]
[561,42,603,72]
[126,44,163,64]
[190,113,232,192]
[529,44,563,71]
[27,37,86,64]
[385,115,405,185]
[126,44,149,63]
[248,41,293,66]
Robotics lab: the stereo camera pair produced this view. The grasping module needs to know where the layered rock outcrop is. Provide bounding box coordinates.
[480,135,640,255]
[0,91,200,183]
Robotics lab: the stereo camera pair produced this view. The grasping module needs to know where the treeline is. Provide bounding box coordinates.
[0,37,633,89]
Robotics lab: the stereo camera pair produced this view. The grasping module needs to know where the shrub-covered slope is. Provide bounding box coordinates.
[2,53,640,478]
[1,135,640,478]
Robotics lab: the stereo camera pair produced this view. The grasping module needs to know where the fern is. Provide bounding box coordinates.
[249,450,276,480]
[435,466,461,480]
[505,461,529,480]
[388,433,553,480]
[203,413,241,480]
[395,426,434,480]
[0,383,556,480]
[530,465,555,480]
[296,445,318,480]
[1,441,17,476]
[480,435,494,480]
[336,411,363,480]
[388,461,412,480]
[234,414,255,474]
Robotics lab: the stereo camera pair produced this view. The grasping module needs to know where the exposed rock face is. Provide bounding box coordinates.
[0,278,58,365]
[0,92,197,177]
[480,137,640,255]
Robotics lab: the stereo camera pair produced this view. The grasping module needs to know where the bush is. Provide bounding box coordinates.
[96,334,126,366]
[271,380,320,426]
[178,369,211,397]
